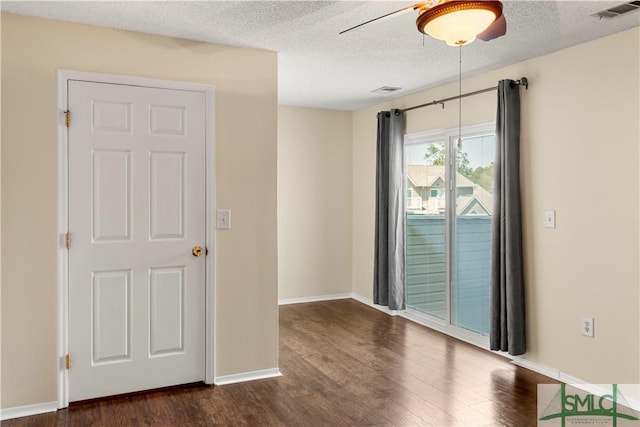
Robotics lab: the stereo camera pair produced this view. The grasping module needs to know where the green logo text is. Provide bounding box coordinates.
[540,384,639,427]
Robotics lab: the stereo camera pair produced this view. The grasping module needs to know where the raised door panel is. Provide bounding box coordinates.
[150,105,186,136]
[92,270,132,364]
[149,152,185,240]
[149,267,185,356]
[92,101,132,133]
[92,150,131,242]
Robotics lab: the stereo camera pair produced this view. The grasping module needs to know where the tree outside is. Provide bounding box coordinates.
[423,144,493,192]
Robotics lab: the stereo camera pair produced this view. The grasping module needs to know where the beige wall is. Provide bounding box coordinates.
[277,106,352,300]
[352,28,640,384]
[0,12,3,409]
[1,13,278,409]
[2,11,637,413]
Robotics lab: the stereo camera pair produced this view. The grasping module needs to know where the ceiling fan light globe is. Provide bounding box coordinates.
[417,1,503,46]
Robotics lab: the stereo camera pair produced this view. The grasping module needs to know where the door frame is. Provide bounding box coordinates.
[403,121,494,349]
[56,70,216,408]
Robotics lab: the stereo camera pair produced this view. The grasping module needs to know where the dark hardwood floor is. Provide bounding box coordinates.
[4,299,556,426]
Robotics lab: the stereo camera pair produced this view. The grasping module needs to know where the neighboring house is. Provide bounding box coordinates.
[406,165,493,215]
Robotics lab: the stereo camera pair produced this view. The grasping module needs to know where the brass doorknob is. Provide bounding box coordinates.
[192,246,203,257]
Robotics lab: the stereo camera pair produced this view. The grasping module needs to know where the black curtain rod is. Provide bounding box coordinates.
[400,77,528,114]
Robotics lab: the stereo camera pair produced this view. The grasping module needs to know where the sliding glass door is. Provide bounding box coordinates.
[405,140,447,320]
[452,133,495,335]
[405,123,495,338]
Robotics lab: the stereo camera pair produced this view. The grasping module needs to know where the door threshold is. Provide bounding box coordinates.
[69,382,208,406]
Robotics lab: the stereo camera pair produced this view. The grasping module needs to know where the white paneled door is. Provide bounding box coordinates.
[68,81,206,401]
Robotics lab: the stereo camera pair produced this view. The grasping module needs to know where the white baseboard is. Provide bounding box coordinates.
[278,293,352,305]
[350,293,640,412]
[559,374,640,412]
[512,358,640,411]
[213,368,282,386]
[278,292,401,316]
[401,307,490,349]
[511,357,561,380]
[0,401,57,421]
[1,369,283,420]
[350,293,401,316]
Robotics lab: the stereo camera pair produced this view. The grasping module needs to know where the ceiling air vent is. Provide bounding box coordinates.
[371,86,401,95]
[593,1,640,18]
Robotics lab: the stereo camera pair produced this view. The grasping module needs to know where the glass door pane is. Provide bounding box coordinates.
[405,141,447,320]
[452,134,495,335]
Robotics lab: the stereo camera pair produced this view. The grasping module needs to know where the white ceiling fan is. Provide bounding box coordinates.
[340,0,506,47]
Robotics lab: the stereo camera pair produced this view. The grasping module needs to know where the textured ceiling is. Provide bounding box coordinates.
[2,1,639,110]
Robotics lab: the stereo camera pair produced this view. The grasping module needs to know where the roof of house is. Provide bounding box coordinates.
[407,165,477,189]
[457,195,490,216]
[407,165,445,188]
[467,184,494,215]
[407,164,494,215]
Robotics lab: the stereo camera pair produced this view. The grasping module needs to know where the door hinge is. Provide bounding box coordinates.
[64,110,71,128]
[65,232,71,249]
[65,354,71,370]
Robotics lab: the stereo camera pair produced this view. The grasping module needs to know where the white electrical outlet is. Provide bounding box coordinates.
[581,316,594,338]
[217,209,231,230]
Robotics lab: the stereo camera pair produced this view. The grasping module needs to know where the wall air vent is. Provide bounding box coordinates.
[593,1,640,18]
[371,86,401,95]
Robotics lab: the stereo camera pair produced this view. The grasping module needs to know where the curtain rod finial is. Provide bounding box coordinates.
[520,77,528,89]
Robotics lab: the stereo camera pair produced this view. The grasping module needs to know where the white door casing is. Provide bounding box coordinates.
[58,73,215,404]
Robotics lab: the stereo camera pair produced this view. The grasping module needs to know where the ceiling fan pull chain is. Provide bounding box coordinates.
[458,45,463,148]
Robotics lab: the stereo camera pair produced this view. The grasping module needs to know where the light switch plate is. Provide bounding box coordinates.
[217,209,231,230]
[544,209,556,229]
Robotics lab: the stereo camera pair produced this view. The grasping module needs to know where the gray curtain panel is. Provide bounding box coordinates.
[490,80,526,355]
[373,109,406,310]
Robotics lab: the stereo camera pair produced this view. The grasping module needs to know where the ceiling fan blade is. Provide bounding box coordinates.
[477,14,506,41]
[339,3,420,35]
